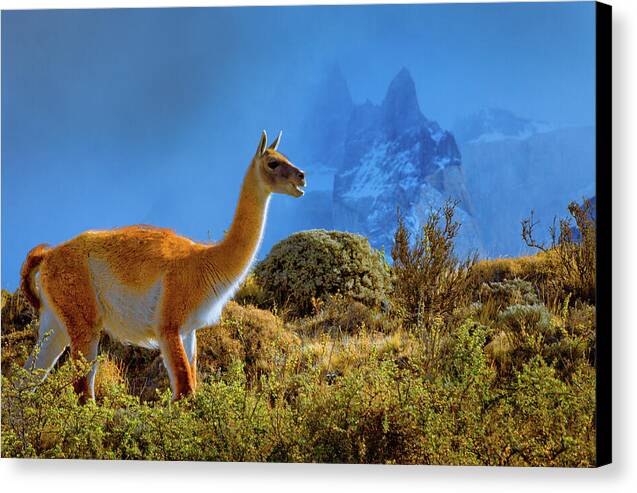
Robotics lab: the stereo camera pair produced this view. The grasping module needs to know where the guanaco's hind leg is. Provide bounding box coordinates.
[70,336,101,403]
[24,309,70,378]
[182,331,198,388]
[39,247,102,403]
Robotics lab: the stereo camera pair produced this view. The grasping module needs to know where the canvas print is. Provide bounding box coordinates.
[1,2,611,466]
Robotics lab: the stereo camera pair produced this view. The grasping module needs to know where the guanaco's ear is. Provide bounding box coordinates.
[268,131,282,151]
[256,130,268,157]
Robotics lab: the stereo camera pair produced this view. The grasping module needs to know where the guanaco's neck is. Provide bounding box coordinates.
[210,162,271,283]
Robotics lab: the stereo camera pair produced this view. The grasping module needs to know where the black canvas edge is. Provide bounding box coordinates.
[595,0,612,468]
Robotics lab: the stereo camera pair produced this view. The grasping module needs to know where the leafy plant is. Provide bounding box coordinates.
[391,200,477,329]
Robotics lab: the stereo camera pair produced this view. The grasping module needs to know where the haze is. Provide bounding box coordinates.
[1,3,596,290]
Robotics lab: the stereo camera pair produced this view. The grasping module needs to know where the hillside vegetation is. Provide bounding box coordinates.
[1,201,597,465]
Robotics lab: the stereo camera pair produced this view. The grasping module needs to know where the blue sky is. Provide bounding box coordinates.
[1,2,596,290]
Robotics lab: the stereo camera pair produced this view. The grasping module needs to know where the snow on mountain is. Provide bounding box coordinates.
[333,68,483,257]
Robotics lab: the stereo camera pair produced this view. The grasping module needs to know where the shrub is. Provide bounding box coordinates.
[1,358,112,459]
[2,289,39,375]
[98,335,167,401]
[1,288,36,335]
[391,201,477,329]
[441,320,493,386]
[254,230,390,316]
[522,199,596,302]
[565,301,596,366]
[484,298,595,382]
[1,325,37,376]
[489,357,596,466]
[0,216,597,466]
[498,303,552,334]
[1,323,596,465]
[544,300,596,378]
[486,303,553,377]
[479,278,539,308]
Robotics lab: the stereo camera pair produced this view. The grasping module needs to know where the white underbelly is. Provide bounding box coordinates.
[89,259,162,348]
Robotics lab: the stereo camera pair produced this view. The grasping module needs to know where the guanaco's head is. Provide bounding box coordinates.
[253,130,306,198]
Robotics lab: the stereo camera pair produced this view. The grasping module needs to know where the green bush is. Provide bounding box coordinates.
[254,230,390,316]
[2,359,115,459]
[484,298,595,382]
[486,357,596,466]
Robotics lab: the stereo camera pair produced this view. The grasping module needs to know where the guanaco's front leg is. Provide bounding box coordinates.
[159,324,195,401]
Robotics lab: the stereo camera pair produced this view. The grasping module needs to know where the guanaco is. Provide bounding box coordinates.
[20,131,305,402]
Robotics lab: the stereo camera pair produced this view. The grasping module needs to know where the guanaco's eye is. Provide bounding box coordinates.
[267,160,280,170]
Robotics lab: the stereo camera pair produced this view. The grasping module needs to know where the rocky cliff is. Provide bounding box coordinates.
[332,68,483,257]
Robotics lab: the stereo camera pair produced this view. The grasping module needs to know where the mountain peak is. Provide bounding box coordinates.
[381,68,424,135]
[384,68,418,108]
[393,67,415,86]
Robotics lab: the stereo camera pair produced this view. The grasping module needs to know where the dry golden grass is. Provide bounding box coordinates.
[473,253,552,285]
[94,355,128,398]
[298,327,416,380]
[197,301,300,381]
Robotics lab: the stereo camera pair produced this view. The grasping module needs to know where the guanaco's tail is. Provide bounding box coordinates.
[20,244,50,312]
